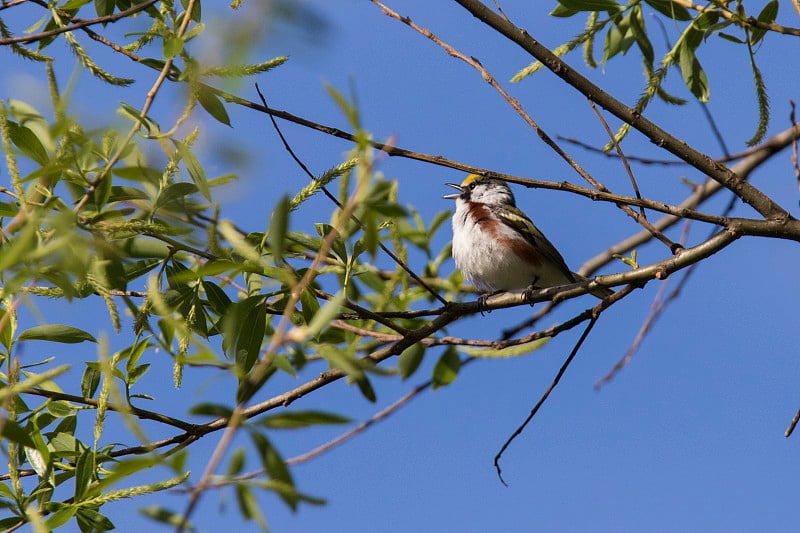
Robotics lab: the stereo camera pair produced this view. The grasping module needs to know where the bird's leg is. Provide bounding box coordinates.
[523,276,541,307]
[477,290,502,315]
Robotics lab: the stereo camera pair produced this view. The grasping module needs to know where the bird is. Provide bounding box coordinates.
[443,174,612,299]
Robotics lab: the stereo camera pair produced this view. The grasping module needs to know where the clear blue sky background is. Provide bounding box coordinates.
[3,1,800,532]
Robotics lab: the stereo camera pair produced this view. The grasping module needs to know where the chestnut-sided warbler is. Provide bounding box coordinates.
[444,174,611,299]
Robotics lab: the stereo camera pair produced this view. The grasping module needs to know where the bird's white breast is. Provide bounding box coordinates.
[451,201,539,291]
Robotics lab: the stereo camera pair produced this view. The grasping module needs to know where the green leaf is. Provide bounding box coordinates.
[432,347,460,389]
[163,36,184,59]
[127,363,151,387]
[74,448,95,501]
[0,201,17,217]
[751,0,778,45]
[315,223,347,262]
[227,447,246,476]
[190,403,233,418]
[603,17,632,62]
[270,354,297,377]
[24,440,49,480]
[299,289,320,326]
[221,298,267,373]
[250,432,297,510]
[629,6,653,65]
[0,518,23,530]
[47,401,74,417]
[202,281,232,316]
[94,0,114,17]
[236,483,269,529]
[717,32,745,44]
[550,3,579,17]
[173,140,210,201]
[181,0,202,22]
[45,506,77,530]
[325,83,360,129]
[355,374,377,402]
[155,182,199,209]
[461,337,550,358]
[76,507,115,532]
[18,325,97,344]
[139,506,193,531]
[8,122,48,165]
[678,42,710,102]
[304,292,344,340]
[557,0,622,13]
[643,0,691,20]
[196,85,231,126]
[269,195,290,265]
[398,343,424,380]
[1,419,35,448]
[0,308,14,355]
[108,185,149,202]
[260,410,351,429]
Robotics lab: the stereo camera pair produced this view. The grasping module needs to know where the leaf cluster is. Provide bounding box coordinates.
[517,0,784,145]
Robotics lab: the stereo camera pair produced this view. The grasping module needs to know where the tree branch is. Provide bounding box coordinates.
[453,0,792,220]
[0,0,158,45]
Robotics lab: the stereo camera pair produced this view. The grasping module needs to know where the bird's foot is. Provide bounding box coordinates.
[523,284,541,307]
[477,290,501,315]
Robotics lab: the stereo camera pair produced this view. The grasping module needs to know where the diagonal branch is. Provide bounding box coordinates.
[370,0,678,251]
[453,0,791,221]
[0,0,158,45]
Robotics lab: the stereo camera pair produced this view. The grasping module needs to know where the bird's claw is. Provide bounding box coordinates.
[477,290,500,315]
[523,285,540,307]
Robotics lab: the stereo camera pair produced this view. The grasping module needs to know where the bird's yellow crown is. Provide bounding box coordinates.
[461,173,483,187]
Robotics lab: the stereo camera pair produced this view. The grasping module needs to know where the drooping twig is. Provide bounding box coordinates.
[594,221,692,389]
[494,314,600,486]
[255,84,448,306]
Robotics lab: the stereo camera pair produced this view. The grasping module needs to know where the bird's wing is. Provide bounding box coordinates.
[494,204,576,282]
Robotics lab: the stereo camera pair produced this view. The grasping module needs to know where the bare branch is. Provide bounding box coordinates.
[0,0,158,45]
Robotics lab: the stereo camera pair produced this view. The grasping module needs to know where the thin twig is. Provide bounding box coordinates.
[671,0,800,37]
[559,135,783,166]
[255,84,448,306]
[491,0,511,22]
[178,106,372,531]
[700,102,731,158]
[494,314,600,486]
[287,375,443,465]
[594,221,692,389]
[791,100,800,192]
[0,0,158,45]
[73,1,194,214]
[785,407,800,437]
[580,122,800,276]
[23,388,197,431]
[588,100,648,221]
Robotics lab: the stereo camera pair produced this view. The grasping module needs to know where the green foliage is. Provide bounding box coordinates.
[0,3,463,529]
[522,0,783,144]
[5,0,785,529]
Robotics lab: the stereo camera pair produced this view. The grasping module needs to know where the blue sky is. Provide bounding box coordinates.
[3,1,800,532]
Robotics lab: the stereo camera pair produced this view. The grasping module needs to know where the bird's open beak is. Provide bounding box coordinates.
[442,183,463,200]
